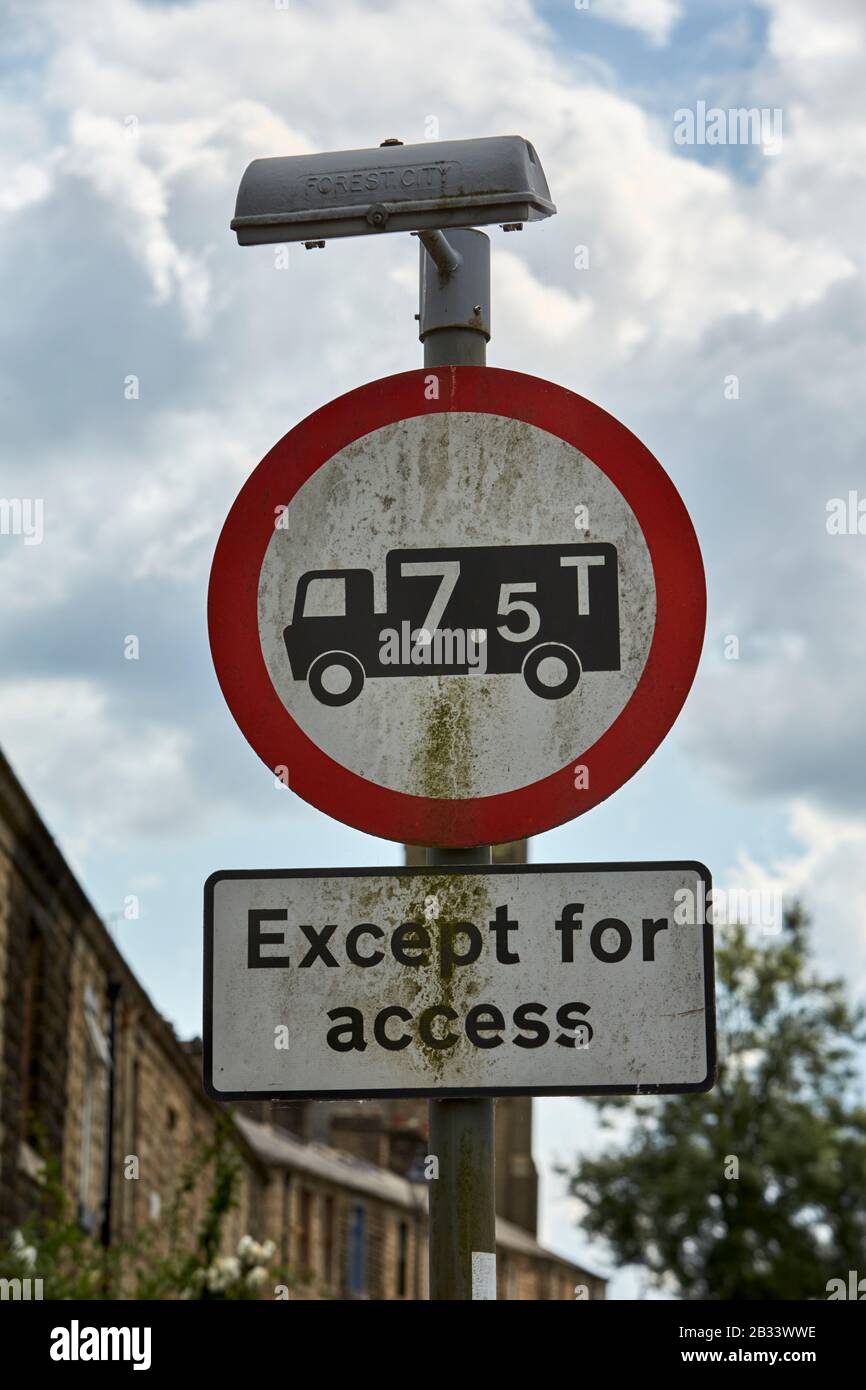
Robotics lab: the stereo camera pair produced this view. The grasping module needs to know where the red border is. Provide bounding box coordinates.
[208,368,706,846]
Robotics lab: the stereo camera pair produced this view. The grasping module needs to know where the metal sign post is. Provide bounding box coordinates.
[419,229,497,1298]
[209,135,712,1304]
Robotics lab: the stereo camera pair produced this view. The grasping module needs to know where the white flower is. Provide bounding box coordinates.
[204,1255,240,1293]
[11,1230,37,1270]
[246,1265,267,1289]
[237,1237,276,1268]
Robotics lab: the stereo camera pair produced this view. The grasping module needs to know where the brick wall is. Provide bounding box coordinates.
[0,774,75,1233]
[0,749,606,1301]
[0,750,268,1283]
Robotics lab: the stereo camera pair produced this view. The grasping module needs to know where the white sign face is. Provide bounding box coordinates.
[204,863,715,1099]
[258,412,655,797]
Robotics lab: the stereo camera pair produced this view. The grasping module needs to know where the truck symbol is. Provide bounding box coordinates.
[283,543,620,706]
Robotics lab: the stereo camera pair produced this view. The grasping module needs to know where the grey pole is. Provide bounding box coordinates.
[419,228,497,1300]
[417,227,490,367]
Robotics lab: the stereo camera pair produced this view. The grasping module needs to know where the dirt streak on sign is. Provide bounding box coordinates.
[208,368,706,845]
[203,863,715,1100]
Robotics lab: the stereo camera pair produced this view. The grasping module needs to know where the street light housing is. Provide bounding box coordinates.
[230,135,556,245]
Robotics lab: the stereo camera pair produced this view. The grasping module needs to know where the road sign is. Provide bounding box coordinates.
[203,862,715,1100]
[208,367,705,845]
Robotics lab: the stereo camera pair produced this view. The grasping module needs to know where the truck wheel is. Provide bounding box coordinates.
[522,643,581,700]
[307,651,365,706]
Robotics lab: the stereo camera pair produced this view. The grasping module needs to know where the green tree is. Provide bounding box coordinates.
[566,906,866,1299]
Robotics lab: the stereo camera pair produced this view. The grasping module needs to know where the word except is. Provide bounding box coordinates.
[249,903,522,974]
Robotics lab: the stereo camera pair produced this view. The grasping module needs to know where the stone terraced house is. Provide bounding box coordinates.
[0,746,605,1300]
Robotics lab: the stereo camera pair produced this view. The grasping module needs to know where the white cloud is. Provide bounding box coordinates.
[589,0,683,46]
[722,801,866,995]
[0,678,200,864]
[0,0,864,929]
[0,157,56,219]
[762,0,865,72]
[65,109,213,336]
[540,85,853,349]
[494,249,592,343]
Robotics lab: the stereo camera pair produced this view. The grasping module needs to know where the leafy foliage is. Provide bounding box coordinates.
[3,1116,277,1300]
[566,905,866,1299]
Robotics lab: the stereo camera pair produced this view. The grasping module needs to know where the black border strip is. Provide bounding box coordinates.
[203,861,716,1102]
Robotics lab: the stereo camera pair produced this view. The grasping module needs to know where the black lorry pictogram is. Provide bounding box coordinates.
[283,543,620,706]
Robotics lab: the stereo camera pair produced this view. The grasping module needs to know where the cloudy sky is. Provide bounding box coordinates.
[2,0,865,1297]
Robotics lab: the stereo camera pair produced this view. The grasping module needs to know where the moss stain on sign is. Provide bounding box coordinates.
[417,681,475,800]
[356,872,495,1081]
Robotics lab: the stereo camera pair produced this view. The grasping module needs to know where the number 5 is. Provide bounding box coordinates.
[497,583,540,642]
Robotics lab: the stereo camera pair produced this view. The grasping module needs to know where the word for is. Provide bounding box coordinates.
[324,1000,592,1053]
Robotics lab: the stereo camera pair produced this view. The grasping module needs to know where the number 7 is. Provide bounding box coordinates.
[399,560,461,637]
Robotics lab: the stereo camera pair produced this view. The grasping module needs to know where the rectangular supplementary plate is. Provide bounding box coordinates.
[203,861,715,1100]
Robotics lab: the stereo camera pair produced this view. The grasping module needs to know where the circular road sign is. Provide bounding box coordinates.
[208,367,705,846]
